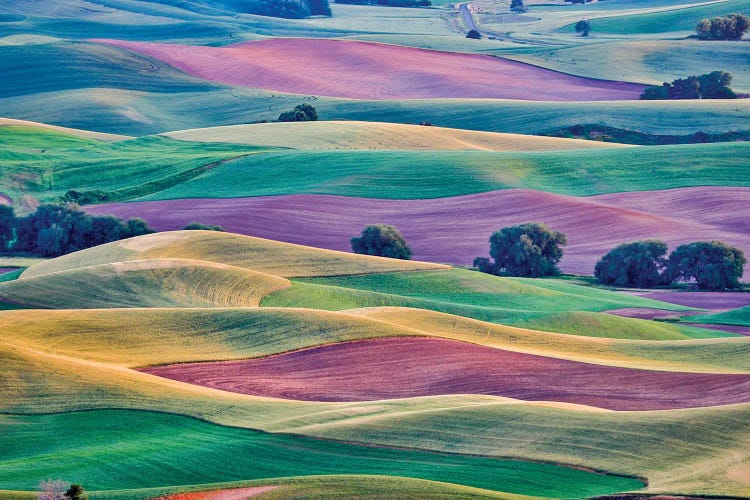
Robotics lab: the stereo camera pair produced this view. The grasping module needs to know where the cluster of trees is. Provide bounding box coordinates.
[351,224,412,260]
[183,222,226,231]
[334,0,431,7]
[254,0,331,18]
[696,13,749,40]
[278,103,319,122]
[595,240,746,290]
[474,223,567,277]
[0,204,154,258]
[640,71,737,100]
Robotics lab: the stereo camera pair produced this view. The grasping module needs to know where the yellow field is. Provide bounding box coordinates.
[0,117,131,142]
[163,121,626,151]
[20,230,447,279]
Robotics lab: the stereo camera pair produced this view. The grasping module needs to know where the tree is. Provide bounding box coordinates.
[351,224,412,259]
[594,240,669,288]
[307,0,332,15]
[466,29,482,39]
[667,241,746,289]
[0,205,14,252]
[575,19,591,36]
[696,13,749,40]
[510,0,525,12]
[183,222,226,231]
[278,103,318,122]
[480,222,567,277]
[258,0,311,18]
[65,484,87,500]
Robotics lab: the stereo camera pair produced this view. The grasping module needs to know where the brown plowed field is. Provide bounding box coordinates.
[92,38,645,101]
[87,187,750,275]
[141,337,750,410]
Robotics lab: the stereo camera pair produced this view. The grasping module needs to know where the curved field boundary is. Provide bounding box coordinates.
[141,337,750,410]
[162,121,626,151]
[92,38,646,101]
[86,187,750,276]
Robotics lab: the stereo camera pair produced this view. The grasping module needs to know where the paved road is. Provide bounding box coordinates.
[458,2,480,33]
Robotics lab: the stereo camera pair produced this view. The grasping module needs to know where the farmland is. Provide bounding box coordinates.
[2,0,750,497]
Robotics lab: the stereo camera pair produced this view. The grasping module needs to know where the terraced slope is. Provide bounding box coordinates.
[94,38,646,101]
[164,121,626,151]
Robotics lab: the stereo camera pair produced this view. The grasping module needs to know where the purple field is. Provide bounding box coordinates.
[86,187,750,275]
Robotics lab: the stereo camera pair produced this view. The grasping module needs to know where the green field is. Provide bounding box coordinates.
[690,305,750,327]
[140,142,750,200]
[0,410,644,496]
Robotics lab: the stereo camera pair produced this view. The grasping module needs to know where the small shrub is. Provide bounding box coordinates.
[466,29,482,39]
[575,19,591,36]
[183,222,226,231]
[278,103,319,122]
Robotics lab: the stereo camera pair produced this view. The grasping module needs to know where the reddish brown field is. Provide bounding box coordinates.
[86,187,750,275]
[0,268,17,275]
[637,292,750,311]
[141,337,750,410]
[92,38,645,101]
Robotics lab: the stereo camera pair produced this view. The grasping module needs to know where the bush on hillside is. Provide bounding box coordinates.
[594,240,669,288]
[696,13,749,40]
[640,71,737,100]
[278,103,319,122]
[476,222,567,277]
[666,241,746,289]
[183,222,226,231]
[510,0,526,12]
[466,29,482,39]
[258,0,311,18]
[4,204,155,257]
[351,224,412,260]
[65,484,87,500]
[575,19,591,36]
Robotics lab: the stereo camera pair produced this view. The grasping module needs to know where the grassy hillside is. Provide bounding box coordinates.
[20,231,446,279]
[586,0,750,35]
[690,306,750,327]
[1,410,644,496]
[2,336,750,495]
[0,126,260,206]
[0,259,290,309]
[139,142,750,200]
[164,121,625,151]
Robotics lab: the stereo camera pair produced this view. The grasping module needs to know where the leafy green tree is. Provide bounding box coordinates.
[258,0,311,18]
[594,240,669,288]
[65,484,87,500]
[483,222,567,277]
[307,0,332,15]
[351,224,412,260]
[667,241,746,289]
[510,0,525,12]
[278,103,319,122]
[696,13,750,40]
[0,205,14,252]
[575,19,591,36]
[183,222,226,231]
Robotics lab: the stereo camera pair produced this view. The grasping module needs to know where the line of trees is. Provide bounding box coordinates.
[696,13,749,40]
[254,0,331,18]
[334,0,431,7]
[0,204,154,257]
[595,239,746,290]
[641,71,737,100]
